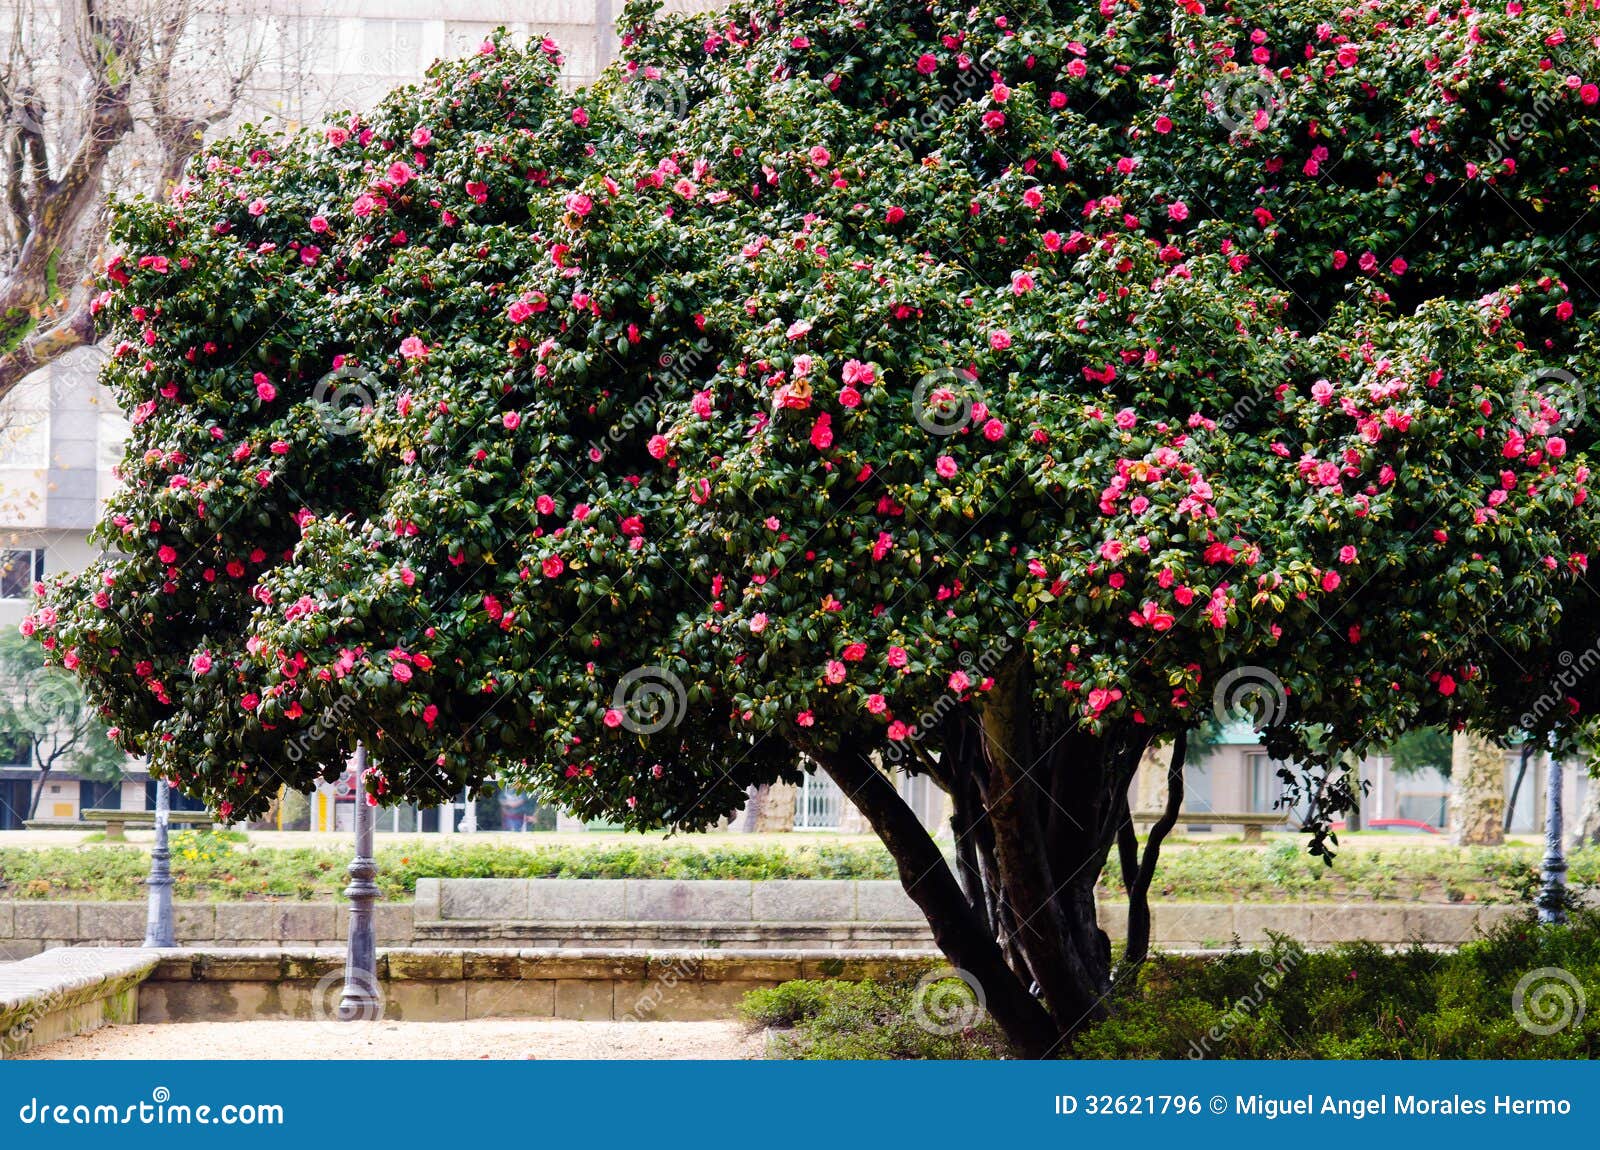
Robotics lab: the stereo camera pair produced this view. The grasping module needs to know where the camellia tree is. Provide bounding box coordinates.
[23,0,1600,1055]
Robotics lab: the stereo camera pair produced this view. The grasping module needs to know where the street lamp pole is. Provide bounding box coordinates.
[142,778,175,947]
[338,743,382,1019]
[1538,748,1568,925]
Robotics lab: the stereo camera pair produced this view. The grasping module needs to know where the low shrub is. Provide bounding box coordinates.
[750,912,1600,1060]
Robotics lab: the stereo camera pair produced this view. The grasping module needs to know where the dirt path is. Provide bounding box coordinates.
[23,1020,764,1060]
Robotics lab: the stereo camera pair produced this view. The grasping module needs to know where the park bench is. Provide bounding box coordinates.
[1131,810,1286,843]
[80,807,216,842]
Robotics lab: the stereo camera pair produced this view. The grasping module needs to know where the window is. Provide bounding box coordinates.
[0,549,43,599]
[1245,753,1286,813]
[360,19,422,75]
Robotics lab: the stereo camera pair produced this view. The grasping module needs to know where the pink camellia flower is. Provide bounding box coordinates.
[1339,545,1359,564]
[1437,674,1457,696]
[825,660,847,684]
[872,531,894,560]
[1547,437,1568,458]
[811,414,833,450]
[1154,115,1173,133]
[647,434,670,459]
[989,329,1012,351]
[387,162,414,186]
[300,245,321,266]
[158,545,178,564]
[796,710,816,727]
[886,721,908,740]
[542,556,565,578]
[807,146,831,167]
[503,412,521,430]
[325,127,349,146]
[887,647,909,668]
[309,216,329,233]
[866,694,887,714]
[982,418,1006,441]
[949,670,971,693]
[603,708,624,728]
[1390,257,1408,275]
[399,336,429,359]
[838,386,862,408]
[885,205,906,224]
[393,662,414,683]
[567,193,594,217]
[916,53,938,74]
[255,374,277,402]
[749,612,769,634]
[1322,570,1342,592]
[786,319,813,340]
[412,127,433,147]
[936,456,958,478]
[1336,45,1359,68]
[241,692,260,712]
[192,652,213,675]
[248,198,268,216]
[1556,300,1575,320]
[1167,201,1190,222]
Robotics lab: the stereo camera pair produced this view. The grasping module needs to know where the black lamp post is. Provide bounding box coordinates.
[142,778,175,947]
[338,743,382,1019]
[1538,747,1568,925]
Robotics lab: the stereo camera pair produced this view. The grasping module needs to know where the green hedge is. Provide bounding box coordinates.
[746,913,1600,1060]
[0,835,1594,903]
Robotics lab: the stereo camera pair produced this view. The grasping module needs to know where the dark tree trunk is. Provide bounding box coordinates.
[811,658,1159,1057]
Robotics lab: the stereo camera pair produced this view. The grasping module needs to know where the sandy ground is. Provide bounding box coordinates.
[22,1020,765,1060]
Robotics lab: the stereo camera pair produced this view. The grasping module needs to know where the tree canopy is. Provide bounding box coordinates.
[22,0,1600,1053]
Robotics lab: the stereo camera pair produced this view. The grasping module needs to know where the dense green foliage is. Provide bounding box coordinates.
[24,0,1600,827]
[748,912,1600,1059]
[3,835,1592,904]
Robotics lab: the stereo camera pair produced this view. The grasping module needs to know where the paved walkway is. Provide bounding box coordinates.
[21,1020,763,1059]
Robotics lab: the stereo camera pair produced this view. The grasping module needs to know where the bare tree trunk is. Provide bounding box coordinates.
[1450,732,1506,846]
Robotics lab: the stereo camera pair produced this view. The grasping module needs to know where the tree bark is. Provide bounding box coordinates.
[1117,731,1187,969]
[1449,732,1506,846]
[812,745,1061,1058]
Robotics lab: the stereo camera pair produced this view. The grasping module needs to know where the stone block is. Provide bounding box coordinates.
[386,980,467,1022]
[1475,904,1526,934]
[752,880,854,922]
[1097,902,1130,941]
[1232,905,1312,944]
[214,903,280,943]
[1151,904,1232,946]
[275,905,337,942]
[439,879,529,920]
[413,878,441,922]
[800,953,935,981]
[14,904,77,940]
[75,903,146,943]
[1404,904,1480,944]
[197,952,283,981]
[527,878,626,921]
[1309,905,1407,944]
[626,880,752,922]
[375,903,414,944]
[463,951,523,979]
[466,979,555,1019]
[519,951,649,981]
[853,882,922,922]
[0,902,13,939]
[387,951,464,980]
[175,904,217,941]
[553,979,615,1020]
[698,953,805,983]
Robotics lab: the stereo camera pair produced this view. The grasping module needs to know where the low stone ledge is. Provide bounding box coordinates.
[0,948,164,1058]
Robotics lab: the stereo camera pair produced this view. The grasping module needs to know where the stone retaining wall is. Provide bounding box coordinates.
[0,880,1536,958]
[137,948,933,1023]
[0,949,159,1058]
